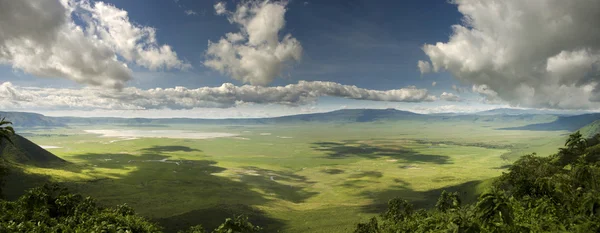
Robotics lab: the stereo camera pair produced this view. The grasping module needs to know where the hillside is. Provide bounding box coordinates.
[503,113,600,131]
[475,108,585,116]
[0,134,66,167]
[269,108,424,123]
[579,119,600,138]
[0,111,65,128]
[3,109,424,127]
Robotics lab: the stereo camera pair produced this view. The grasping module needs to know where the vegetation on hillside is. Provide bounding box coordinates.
[0,117,14,146]
[0,184,261,233]
[578,120,600,138]
[0,134,67,167]
[354,131,600,232]
[0,116,15,198]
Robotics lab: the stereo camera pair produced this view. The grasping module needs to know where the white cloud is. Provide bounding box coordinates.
[0,0,188,89]
[440,92,461,102]
[404,104,502,114]
[452,85,468,94]
[420,0,600,110]
[205,0,303,86]
[0,81,436,111]
[431,81,437,87]
[418,60,432,74]
[214,2,227,15]
[185,10,198,16]
[471,84,507,105]
[79,1,190,71]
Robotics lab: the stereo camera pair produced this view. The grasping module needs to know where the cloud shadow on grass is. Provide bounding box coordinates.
[156,204,285,233]
[237,166,318,203]
[57,147,291,233]
[140,145,202,153]
[311,141,451,164]
[348,171,383,179]
[2,165,54,200]
[358,180,485,214]
[321,168,345,174]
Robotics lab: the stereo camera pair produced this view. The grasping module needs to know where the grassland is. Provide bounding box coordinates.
[12,119,567,232]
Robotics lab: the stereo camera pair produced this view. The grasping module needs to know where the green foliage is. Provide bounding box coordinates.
[179,224,207,233]
[354,217,378,233]
[212,215,262,233]
[0,116,15,146]
[178,215,262,233]
[381,198,413,222]
[0,162,6,199]
[0,183,264,233]
[0,116,15,199]
[435,190,461,212]
[0,183,162,232]
[355,132,600,233]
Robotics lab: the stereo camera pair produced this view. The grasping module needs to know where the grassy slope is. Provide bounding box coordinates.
[0,134,71,199]
[0,134,66,166]
[579,120,600,138]
[11,119,566,233]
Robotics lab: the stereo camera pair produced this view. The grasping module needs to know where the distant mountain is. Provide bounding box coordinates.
[502,113,600,132]
[268,108,424,123]
[0,108,591,128]
[0,134,66,167]
[0,111,65,128]
[1,109,425,127]
[475,108,582,116]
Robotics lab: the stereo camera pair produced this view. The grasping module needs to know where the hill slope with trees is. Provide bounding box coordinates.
[354,131,600,232]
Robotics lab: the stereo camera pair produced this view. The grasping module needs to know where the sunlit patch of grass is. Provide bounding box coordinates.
[19,165,91,181]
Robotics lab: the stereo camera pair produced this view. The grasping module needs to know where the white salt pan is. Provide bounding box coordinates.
[84,129,238,139]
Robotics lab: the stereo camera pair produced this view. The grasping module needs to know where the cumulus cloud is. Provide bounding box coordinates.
[214,2,227,15]
[452,85,468,94]
[0,0,188,89]
[440,92,461,102]
[420,0,600,109]
[418,60,432,74]
[205,1,303,86]
[78,1,190,71]
[0,81,436,111]
[405,104,502,114]
[431,81,437,87]
[184,10,197,16]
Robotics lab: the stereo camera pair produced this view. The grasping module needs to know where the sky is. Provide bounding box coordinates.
[1,0,599,118]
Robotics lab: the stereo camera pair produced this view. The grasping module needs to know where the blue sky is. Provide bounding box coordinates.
[1,0,598,117]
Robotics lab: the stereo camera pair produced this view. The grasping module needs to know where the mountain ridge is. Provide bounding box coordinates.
[1,108,424,127]
[0,108,590,129]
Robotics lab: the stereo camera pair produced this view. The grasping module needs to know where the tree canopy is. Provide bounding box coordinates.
[355,131,600,233]
[0,116,13,198]
[0,184,261,233]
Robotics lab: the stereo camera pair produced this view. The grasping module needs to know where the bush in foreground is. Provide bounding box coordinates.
[0,184,260,233]
[354,131,600,233]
